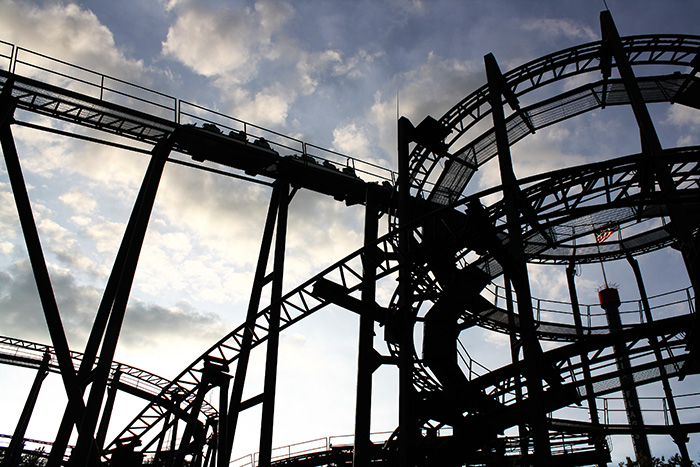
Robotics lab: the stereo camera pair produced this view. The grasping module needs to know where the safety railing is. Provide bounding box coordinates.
[484,283,695,332]
[0,39,14,72]
[600,392,700,427]
[230,431,393,466]
[1,40,398,184]
[7,44,177,121]
[457,338,490,380]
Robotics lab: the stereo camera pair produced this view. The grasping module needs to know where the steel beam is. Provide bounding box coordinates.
[352,189,380,466]
[600,286,652,460]
[2,352,50,467]
[174,358,229,467]
[71,134,175,466]
[397,116,417,466]
[0,89,90,456]
[504,274,528,456]
[95,368,121,453]
[600,10,699,293]
[258,180,291,467]
[566,263,608,466]
[485,52,551,464]
[225,183,281,459]
[627,255,691,466]
[216,374,231,467]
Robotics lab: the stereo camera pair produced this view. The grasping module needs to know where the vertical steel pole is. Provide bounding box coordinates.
[353,189,379,466]
[504,274,528,456]
[600,286,652,460]
[566,263,607,466]
[601,10,699,293]
[173,370,214,467]
[627,255,691,465]
[485,53,551,464]
[217,374,231,467]
[95,368,121,453]
[226,184,281,459]
[258,181,290,467]
[397,116,416,466]
[2,352,50,467]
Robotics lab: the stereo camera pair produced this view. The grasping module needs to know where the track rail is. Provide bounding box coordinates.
[2,29,699,464]
[409,34,700,203]
[106,146,700,452]
[0,335,217,419]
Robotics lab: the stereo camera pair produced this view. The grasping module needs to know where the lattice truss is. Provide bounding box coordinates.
[1,20,699,466]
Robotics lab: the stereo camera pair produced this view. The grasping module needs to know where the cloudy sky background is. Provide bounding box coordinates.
[1,0,700,463]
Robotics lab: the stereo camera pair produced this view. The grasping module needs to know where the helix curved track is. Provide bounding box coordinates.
[1,10,699,467]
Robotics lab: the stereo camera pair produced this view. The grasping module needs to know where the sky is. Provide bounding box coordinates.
[1,0,700,464]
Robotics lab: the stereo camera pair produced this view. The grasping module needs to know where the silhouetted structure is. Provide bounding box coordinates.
[1,11,699,467]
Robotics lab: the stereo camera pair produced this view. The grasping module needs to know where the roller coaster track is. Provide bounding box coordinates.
[255,314,694,466]
[409,34,700,204]
[1,25,699,465]
[105,145,700,454]
[0,336,217,422]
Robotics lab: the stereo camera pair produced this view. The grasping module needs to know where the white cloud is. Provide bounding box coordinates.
[666,103,700,128]
[0,241,14,255]
[520,18,599,42]
[0,0,147,82]
[677,134,698,146]
[13,123,150,190]
[161,0,293,82]
[237,85,294,127]
[59,189,97,214]
[0,185,20,246]
[334,52,481,170]
[332,122,371,158]
[161,1,388,130]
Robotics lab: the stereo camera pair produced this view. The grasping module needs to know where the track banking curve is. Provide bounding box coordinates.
[0,336,217,420]
[108,142,700,455]
[409,34,700,204]
[0,20,699,466]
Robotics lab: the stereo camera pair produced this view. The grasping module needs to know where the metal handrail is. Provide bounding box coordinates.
[0,39,14,71]
[3,40,398,184]
[598,392,700,426]
[229,431,394,466]
[11,46,177,118]
[485,283,695,330]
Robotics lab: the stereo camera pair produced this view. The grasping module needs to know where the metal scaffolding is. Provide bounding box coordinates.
[1,10,699,467]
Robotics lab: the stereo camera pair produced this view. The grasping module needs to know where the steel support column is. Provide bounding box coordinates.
[0,91,89,456]
[216,372,231,467]
[51,128,170,464]
[174,358,229,467]
[258,180,291,467]
[95,368,121,453]
[154,409,173,462]
[71,134,175,466]
[485,53,551,464]
[600,286,652,460]
[503,275,528,456]
[601,10,699,293]
[226,183,282,459]
[627,255,691,466]
[353,189,380,466]
[2,352,50,467]
[566,263,608,466]
[397,116,417,466]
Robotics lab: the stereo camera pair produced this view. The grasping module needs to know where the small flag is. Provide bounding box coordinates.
[595,223,618,243]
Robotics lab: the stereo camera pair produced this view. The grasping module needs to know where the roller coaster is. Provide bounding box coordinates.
[1,10,699,467]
